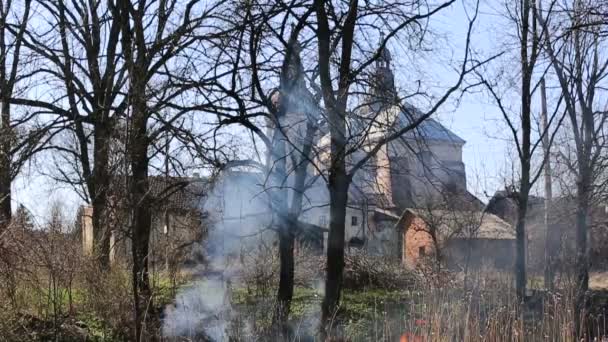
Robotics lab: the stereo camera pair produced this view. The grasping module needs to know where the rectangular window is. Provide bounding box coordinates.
[351,216,358,226]
[418,246,426,257]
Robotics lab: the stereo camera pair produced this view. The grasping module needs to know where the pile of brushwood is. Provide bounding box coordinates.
[334,252,421,290]
[239,247,422,291]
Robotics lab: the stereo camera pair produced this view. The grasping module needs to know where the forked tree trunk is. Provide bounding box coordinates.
[315,0,356,332]
[119,1,153,338]
[273,26,317,330]
[274,119,316,329]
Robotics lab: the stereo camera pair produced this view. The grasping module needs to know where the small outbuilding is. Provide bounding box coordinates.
[396,209,515,270]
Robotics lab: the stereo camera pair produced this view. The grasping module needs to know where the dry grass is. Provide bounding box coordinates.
[1,215,606,342]
[224,251,604,341]
[590,272,608,290]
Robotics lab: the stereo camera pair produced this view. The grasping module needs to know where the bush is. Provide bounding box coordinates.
[342,252,421,290]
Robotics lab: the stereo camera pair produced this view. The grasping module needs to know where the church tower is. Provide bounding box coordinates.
[267,26,317,165]
[269,28,310,129]
[359,35,402,209]
[368,33,397,110]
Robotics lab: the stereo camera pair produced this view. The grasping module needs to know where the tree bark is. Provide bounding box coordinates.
[92,120,112,269]
[515,191,529,301]
[514,0,536,302]
[314,0,357,333]
[128,105,153,341]
[574,175,590,334]
[0,0,32,230]
[274,118,316,329]
[276,217,294,327]
[538,1,602,332]
[270,112,290,330]
[119,0,153,339]
[0,100,11,229]
[321,157,349,331]
[574,109,593,335]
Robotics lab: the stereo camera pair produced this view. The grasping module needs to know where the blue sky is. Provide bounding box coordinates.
[12,0,521,223]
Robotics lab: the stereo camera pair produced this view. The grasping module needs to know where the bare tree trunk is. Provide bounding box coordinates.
[315,0,356,332]
[276,219,294,330]
[119,0,153,339]
[322,168,349,330]
[0,0,32,230]
[514,0,536,302]
[321,87,350,331]
[129,89,153,342]
[274,25,318,328]
[129,109,153,341]
[515,191,529,301]
[275,119,317,329]
[516,54,532,302]
[574,176,590,334]
[540,78,557,291]
[270,113,290,330]
[538,1,606,332]
[92,120,112,269]
[0,100,10,228]
[0,3,11,230]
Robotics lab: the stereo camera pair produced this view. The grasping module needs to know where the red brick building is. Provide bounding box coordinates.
[396,209,515,270]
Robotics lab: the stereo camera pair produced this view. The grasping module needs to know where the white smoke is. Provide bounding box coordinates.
[162,278,231,340]
[162,171,273,340]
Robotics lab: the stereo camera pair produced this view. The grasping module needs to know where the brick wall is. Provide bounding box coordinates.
[402,215,435,268]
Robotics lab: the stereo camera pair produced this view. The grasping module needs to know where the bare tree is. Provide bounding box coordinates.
[5,0,128,269]
[116,0,223,339]
[477,0,566,301]
[414,190,485,275]
[205,2,322,330]
[312,0,493,333]
[0,0,31,229]
[539,0,608,332]
[206,2,487,331]
[268,24,321,332]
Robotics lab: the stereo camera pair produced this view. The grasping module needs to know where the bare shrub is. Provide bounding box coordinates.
[240,242,280,297]
[342,252,421,291]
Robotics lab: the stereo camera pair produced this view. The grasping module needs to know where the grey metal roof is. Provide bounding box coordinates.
[397,105,466,145]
